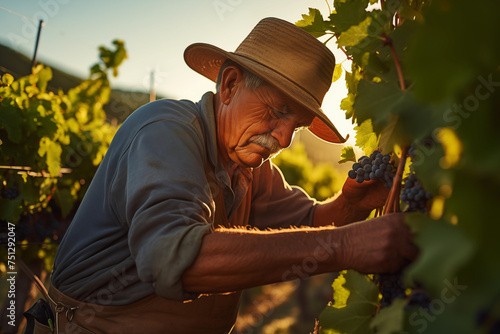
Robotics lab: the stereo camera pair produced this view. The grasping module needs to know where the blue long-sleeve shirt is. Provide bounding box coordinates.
[51,92,317,305]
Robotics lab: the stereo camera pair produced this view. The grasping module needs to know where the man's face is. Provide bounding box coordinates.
[218,82,315,168]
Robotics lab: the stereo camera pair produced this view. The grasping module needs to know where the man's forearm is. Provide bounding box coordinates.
[181,226,345,294]
[181,213,417,294]
[313,194,372,227]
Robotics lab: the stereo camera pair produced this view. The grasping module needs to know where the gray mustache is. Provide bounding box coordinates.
[251,134,282,154]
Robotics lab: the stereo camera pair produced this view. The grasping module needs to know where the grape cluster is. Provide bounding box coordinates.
[378,273,406,307]
[401,173,432,212]
[1,185,19,199]
[0,212,64,246]
[377,274,433,311]
[348,150,395,188]
[406,291,431,311]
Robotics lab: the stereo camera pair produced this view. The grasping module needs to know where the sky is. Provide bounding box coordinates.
[0,0,356,144]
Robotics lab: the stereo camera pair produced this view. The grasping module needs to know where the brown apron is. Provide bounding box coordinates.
[35,162,253,334]
[35,286,241,334]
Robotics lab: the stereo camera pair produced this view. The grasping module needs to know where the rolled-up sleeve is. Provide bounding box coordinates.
[110,118,213,301]
[248,160,318,229]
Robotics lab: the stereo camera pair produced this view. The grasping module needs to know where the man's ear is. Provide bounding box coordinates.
[219,66,244,105]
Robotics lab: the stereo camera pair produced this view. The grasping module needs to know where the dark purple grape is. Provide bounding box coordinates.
[361,157,371,166]
[402,173,432,213]
[1,186,19,200]
[347,150,395,188]
[378,273,406,307]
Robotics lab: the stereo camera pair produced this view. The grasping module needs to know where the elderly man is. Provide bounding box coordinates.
[46,18,416,333]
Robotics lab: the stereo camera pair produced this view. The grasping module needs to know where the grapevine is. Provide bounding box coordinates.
[297,0,500,333]
[0,40,127,332]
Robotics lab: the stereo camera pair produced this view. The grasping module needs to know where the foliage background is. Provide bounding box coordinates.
[295,0,500,333]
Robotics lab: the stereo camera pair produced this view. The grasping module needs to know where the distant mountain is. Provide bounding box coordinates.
[0,44,163,123]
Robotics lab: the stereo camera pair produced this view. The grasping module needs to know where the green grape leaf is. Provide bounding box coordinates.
[99,46,112,69]
[2,73,14,86]
[36,114,59,140]
[20,181,38,204]
[296,8,332,38]
[54,187,76,218]
[38,137,62,176]
[337,17,373,48]
[398,0,425,22]
[319,270,378,334]
[37,66,52,93]
[330,0,369,35]
[406,1,500,101]
[341,93,355,119]
[370,298,406,334]
[333,63,343,83]
[353,80,406,133]
[0,104,22,143]
[406,219,475,297]
[338,146,356,164]
[345,65,362,94]
[354,119,379,155]
[446,168,500,271]
[110,39,128,74]
[90,64,104,77]
[378,114,411,154]
[0,196,23,223]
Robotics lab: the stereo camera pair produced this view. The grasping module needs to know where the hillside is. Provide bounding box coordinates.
[0,44,160,123]
[0,44,349,169]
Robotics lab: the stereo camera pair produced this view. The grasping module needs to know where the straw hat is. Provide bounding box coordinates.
[184,17,346,143]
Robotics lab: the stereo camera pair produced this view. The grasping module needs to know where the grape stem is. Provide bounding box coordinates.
[383,146,409,214]
[383,34,407,91]
[333,33,353,61]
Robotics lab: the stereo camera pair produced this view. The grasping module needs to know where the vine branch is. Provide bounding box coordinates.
[334,33,353,61]
[383,146,409,214]
[383,34,407,91]
[325,0,332,14]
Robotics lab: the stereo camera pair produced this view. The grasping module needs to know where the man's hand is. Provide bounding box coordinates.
[313,177,390,227]
[342,177,390,213]
[337,213,418,274]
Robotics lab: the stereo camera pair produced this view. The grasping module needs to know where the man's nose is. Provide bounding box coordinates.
[271,121,296,149]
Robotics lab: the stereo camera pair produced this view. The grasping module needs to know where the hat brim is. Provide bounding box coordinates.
[184,43,347,144]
